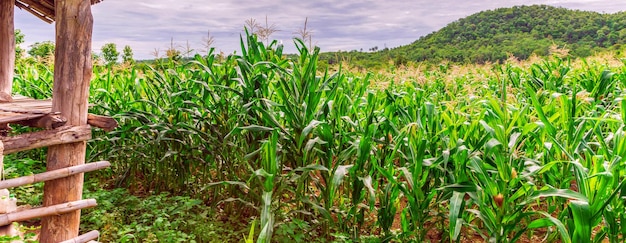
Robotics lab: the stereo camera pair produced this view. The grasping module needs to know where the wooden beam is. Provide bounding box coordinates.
[16,0,55,21]
[0,161,110,189]
[0,0,15,101]
[87,113,117,131]
[40,0,94,241]
[59,230,100,243]
[13,113,67,129]
[14,1,53,24]
[0,199,97,226]
[0,125,91,154]
[41,0,56,11]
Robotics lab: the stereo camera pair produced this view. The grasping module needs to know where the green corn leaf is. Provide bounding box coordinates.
[591,179,626,220]
[205,181,251,191]
[300,120,323,146]
[486,138,502,151]
[258,191,274,243]
[527,212,571,243]
[508,132,521,151]
[621,96,626,124]
[361,176,376,209]
[239,125,275,133]
[293,164,328,173]
[449,191,465,241]
[304,137,327,154]
[439,181,477,193]
[525,84,557,136]
[569,200,592,243]
[301,197,332,222]
[244,219,256,243]
[331,165,353,195]
[525,187,587,205]
[592,228,608,243]
[479,120,496,136]
[253,169,273,179]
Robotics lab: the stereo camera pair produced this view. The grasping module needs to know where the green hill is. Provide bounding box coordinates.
[321,5,626,67]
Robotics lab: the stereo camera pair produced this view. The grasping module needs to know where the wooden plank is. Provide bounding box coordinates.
[40,0,94,241]
[0,97,53,124]
[13,113,67,129]
[0,125,91,154]
[0,161,110,189]
[0,96,112,130]
[0,199,97,226]
[0,0,15,99]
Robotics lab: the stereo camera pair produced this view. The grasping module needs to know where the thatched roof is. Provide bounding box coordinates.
[15,0,103,24]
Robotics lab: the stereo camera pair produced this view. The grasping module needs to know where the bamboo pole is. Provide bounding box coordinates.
[0,0,15,102]
[0,199,96,226]
[0,161,110,189]
[0,125,92,155]
[59,230,99,243]
[40,0,94,241]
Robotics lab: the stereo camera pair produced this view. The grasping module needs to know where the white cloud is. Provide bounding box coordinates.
[13,0,626,59]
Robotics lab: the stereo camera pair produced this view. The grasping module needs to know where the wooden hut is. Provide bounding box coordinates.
[0,0,116,242]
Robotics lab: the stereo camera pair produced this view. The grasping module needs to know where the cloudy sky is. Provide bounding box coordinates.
[13,0,626,59]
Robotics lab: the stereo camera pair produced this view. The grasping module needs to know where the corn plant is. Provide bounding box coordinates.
[12,30,626,243]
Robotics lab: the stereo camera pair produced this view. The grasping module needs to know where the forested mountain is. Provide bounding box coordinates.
[320,5,626,67]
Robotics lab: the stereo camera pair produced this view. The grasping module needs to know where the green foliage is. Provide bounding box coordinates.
[81,188,249,242]
[395,5,626,63]
[10,31,626,242]
[2,156,45,206]
[101,43,120,66]
[122,45,134,64]
[14,29,25,58]
[323,5,626,67]
[0,224,38,243]
[394,5,626,63]
[27,41,55,60]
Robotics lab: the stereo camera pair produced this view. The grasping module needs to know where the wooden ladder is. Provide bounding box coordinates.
[0,97,116,242]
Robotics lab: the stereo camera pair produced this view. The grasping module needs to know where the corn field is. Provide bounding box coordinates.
[12,33,626,242]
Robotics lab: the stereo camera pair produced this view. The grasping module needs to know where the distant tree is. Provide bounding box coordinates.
[15,29,25,59]
[92,51,103,66]
[101,43,119,66]
[394,55,408,66]
[122,45,134,64]
[28,41,55,59]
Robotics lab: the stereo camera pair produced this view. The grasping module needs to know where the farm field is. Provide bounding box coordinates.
[6,33,626,242]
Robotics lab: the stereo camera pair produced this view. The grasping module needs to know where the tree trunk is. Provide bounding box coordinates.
[0,0,15,100]
[40,0,93,241]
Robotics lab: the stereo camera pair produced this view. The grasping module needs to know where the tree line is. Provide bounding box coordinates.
[14,30,134,66]
[320,5,626,68]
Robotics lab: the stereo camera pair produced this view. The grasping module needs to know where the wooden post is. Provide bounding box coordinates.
[40,0,93,241]
[0,1,16,234]
[0,0,15,102]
